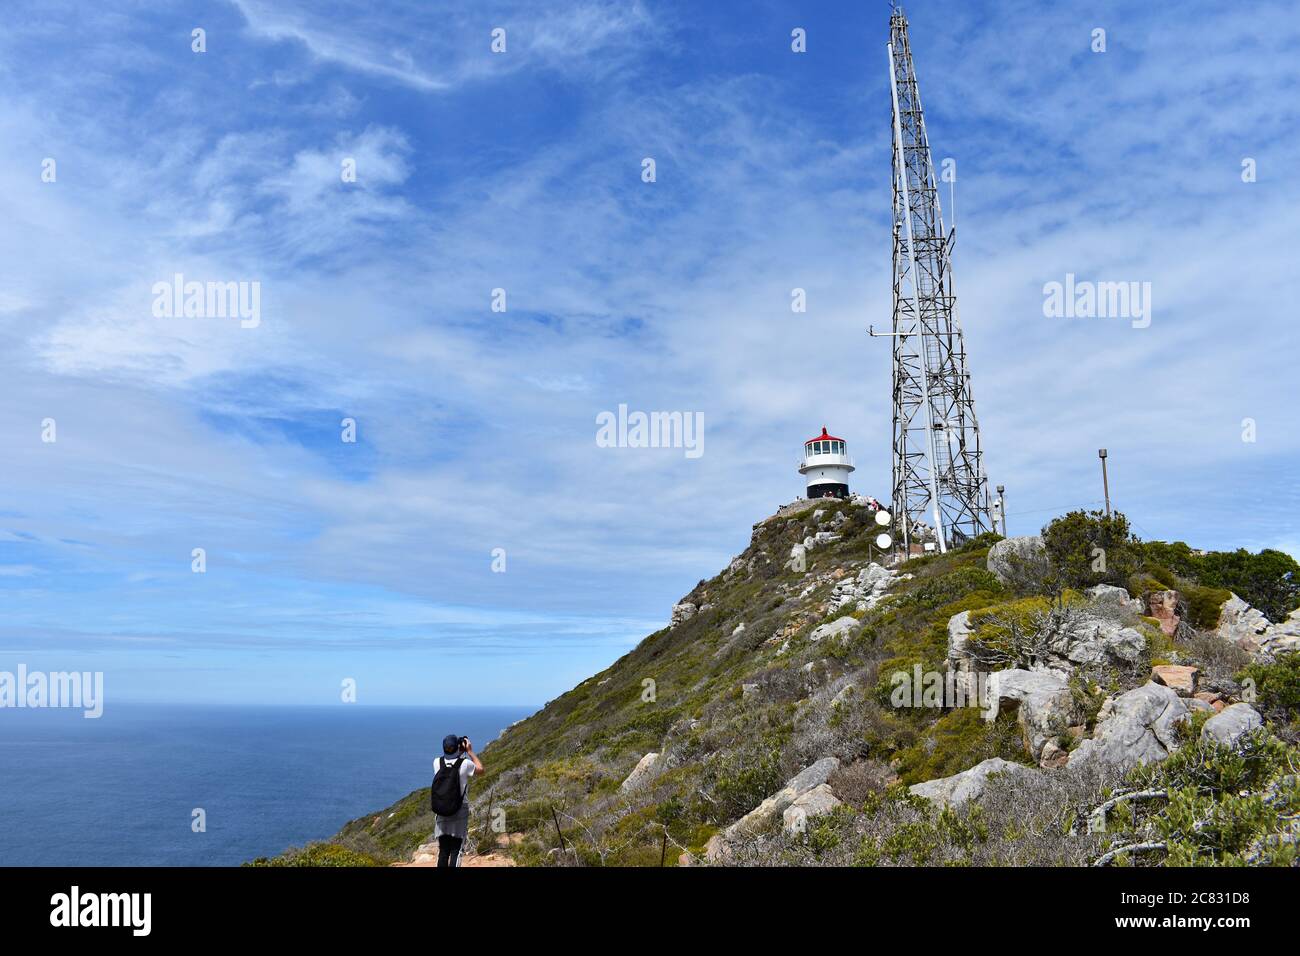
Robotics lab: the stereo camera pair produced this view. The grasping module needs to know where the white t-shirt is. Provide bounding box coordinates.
[435,755,475,801]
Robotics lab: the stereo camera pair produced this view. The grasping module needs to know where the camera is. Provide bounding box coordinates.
[458,736,470,752]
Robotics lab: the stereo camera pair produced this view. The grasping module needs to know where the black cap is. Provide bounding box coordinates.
[442,734,461,754]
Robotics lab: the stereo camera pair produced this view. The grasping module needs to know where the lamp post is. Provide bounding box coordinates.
[995,484,1006,536]
[1098,449,1111,518]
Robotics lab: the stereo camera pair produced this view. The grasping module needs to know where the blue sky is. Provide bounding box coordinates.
[1,0,1298,706]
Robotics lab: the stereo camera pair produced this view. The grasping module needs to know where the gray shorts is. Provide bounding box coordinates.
[433,804,470,841]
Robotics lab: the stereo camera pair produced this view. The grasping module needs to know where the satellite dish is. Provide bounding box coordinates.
[875,509,892,527]
[876,533,893,549]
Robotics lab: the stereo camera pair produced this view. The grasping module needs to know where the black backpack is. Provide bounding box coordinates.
[430,756,466,816]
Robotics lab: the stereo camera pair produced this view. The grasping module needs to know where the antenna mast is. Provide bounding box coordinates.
[875,7,993,554]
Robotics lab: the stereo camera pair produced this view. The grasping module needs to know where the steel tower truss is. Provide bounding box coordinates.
[883,8,992,554]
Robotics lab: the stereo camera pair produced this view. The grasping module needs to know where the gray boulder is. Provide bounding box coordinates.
[831,562,901,612]
[810,616,860,643]
[1216,595,1300,661]
[986,535,1049,587]
[670,603,697,628]
[1044,614,1146,669]
[908,758,1038,808]
[781,784,842,835]
[620,752,659,792]
[1070,682,1191,772]
[985,668,1084,765]
[1216,595,1272,652]
[945,610,979,698]
[1086,584,1144,614]
[1200,703,1263,747]
[724,757,840,840]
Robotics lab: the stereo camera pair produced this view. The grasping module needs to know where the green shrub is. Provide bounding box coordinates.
[1139,541,1202,580]
[707,742,785,823]
[860,799,989,866]
[1197,549,1300,622]
[873,621,951,703]
[893,707,1029,786]
[1042,510,1141,590]
[1184,584,1232,629]
[1140,541,1300,622]
[894,564,1007,614]
[1144,564,1178,589]
[1239,652,1300,723]
[965,596,1054,665]
[247,843,381,867]
[1104,730,1300,866]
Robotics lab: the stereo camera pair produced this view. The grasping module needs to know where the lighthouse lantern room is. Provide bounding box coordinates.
[799,427,855,499]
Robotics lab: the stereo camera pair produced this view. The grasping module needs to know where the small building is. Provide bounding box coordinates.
[799,427,855,499]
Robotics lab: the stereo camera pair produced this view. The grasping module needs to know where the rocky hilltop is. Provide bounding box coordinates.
[261,500,1300,867]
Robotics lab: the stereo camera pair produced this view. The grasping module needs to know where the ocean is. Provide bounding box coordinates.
[0,703,534,867]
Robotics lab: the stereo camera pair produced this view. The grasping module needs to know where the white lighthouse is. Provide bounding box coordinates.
[799,427,855,499]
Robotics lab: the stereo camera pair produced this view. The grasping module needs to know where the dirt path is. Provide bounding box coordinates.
[396,834,522,867]
[397,851,515,868]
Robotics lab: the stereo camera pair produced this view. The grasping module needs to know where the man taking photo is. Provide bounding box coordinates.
[429,734,484,868]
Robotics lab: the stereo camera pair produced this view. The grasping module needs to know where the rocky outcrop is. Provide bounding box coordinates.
[1070,683,1191,772]
[670,603,697,628]
[1216,596,1300,661]
[908,758,1038,808]
[704,832,735,863]
[947,606,1145,687]
[1043,614,1146,670]
[985,668,1085,765]
[1200,703,1262,747]
[1193,690,1228,713]
[724,757,840,841]
[1145,589,1185,637]
[1150,664,1198,697]
[620,752,659,792]
[986,536,1049,588]
[781,784,842,835]
[830,562,901,613]
[946,610,978,696]
[802,532,842,551]
[1086,584,1144,614]
[809,616,861,643]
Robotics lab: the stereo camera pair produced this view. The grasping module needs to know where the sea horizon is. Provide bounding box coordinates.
[0,702,536,867]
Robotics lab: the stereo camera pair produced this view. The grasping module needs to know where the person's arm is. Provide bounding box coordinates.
[464,740,484,774]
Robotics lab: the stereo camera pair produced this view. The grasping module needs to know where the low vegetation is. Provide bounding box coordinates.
[273,503,1300,867]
